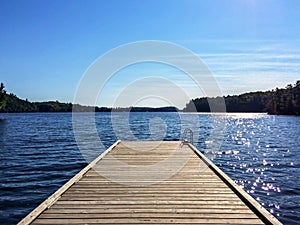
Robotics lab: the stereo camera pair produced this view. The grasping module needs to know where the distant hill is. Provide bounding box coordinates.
[184,91,272,113]
[183,80,300,115]
[111,106,179,112]
[0,92,178,113]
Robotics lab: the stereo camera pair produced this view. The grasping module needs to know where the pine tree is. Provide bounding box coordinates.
[0,83,6,108]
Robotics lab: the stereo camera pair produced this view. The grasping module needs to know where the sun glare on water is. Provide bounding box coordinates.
[225,113,268,119]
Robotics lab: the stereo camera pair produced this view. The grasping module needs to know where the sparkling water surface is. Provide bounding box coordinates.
[0,112,299,224]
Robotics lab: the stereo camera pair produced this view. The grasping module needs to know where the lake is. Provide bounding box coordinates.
[0,112,299,224]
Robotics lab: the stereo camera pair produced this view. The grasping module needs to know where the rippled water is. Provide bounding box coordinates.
[0,112,299,224]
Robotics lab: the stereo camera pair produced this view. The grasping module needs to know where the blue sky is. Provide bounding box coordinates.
[1,0,300,108]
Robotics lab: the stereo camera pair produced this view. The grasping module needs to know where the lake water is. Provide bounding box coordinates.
[0,112,299,224]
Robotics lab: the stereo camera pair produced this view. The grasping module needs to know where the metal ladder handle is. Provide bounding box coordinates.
[181,128,193,145]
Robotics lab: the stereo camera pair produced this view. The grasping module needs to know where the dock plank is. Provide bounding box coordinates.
[31,218,265,225]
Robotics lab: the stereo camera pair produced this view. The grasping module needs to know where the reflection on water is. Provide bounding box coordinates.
[212,113,299,224]
[0,112,299,224]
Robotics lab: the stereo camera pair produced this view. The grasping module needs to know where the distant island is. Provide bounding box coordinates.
[0,81,299,115]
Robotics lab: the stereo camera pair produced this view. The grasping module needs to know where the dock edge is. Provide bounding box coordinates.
[17,140,121,225]
[188,143,283,225]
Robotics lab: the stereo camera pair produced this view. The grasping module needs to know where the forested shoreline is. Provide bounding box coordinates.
[0,81,299,115]
[183,81,300,115]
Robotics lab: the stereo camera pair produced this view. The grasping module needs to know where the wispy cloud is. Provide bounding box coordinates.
[95,39,300,107]
[188,40,300,95]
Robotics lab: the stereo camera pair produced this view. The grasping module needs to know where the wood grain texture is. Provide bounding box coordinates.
[18,141,282,225]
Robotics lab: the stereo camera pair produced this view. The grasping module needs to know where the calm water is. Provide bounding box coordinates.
[0,112,299,224]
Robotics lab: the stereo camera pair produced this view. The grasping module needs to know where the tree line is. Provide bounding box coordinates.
[0,83,178,113]
[0,81,299,115]
[183,80,299,115]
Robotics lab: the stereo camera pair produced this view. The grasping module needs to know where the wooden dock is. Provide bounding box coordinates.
[18,141,282,225]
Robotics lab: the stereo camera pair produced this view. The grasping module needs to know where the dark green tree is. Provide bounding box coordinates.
[267,81,300,115]
[0,82,6,109]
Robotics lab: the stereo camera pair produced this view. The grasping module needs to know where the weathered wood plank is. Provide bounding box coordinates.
[51,204,253,213]
[69,188,231,194]
[65,192,235,196]
[38,213,259,219]
[31,218,264,224]
[58,197,241,202]
[43,208,254,214]
[53,200,248,205]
